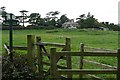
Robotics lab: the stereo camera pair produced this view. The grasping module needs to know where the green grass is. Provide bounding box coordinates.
[2,29,118,49]
[2,28,118,78]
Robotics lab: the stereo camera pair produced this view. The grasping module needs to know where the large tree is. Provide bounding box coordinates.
[76,12,98,28]
[0,7,20,26]
[0,6,7,20]
[19,10,28,27]
[76,14,86,28]
[45,11,60,26]
[46,11,60,21]
[56,14,69,27]
[29,13,41,26]
[85,12,96,28]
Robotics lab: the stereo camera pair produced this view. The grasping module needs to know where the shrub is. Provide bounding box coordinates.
[2,54,39,80]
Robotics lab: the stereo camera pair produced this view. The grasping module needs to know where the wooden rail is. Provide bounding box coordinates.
[83,59,117,69]
[50,48,120,79]
[43,61,68,69]
[58,69,117,74]
[57,52,117,56]
[41,42,65,48]
[13,46,27,50]
[84,46,116,52]
[80,43,117,79]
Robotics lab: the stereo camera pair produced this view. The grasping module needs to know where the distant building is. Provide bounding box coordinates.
[98,27,109,31]
[62,19,79,29]
[87,27,109,31]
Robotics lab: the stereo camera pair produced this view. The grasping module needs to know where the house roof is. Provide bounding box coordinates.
[63,22,79,25]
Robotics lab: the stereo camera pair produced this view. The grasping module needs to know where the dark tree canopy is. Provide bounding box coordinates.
[1,7,119,30]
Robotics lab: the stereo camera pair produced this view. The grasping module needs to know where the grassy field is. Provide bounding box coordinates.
[2,28,118,78]
[2,29,118,49]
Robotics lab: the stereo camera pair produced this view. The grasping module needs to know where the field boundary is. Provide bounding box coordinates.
[3,35,120,79]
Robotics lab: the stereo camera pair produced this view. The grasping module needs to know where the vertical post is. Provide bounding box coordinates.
[117,49,120,80]
[50,48,58,79]
[9,13,13,62]
[65,38,72,79]
[79,43,84,78]
[66,38,71,51]
[36,36,44,79]
[27,35,35,69]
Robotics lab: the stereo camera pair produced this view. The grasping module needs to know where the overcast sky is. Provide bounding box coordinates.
[0,0,120,24]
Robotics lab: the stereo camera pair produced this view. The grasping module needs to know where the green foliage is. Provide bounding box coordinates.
[76,12,119,31]
[0,6,7,20]
[2,54,39,80]
[56,14,69,28]
[2,20,20,26]
[47,19,56,26]
[77,12,97,28]
[29,13,41,26]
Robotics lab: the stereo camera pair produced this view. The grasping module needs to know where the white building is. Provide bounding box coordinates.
[62,19,79,29]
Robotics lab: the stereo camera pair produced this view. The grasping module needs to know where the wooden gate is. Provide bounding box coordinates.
[35,36,72,79]
[50,47,120,80]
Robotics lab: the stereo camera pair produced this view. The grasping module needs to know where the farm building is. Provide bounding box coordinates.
[62,19,79,29]
[87,27,109,31]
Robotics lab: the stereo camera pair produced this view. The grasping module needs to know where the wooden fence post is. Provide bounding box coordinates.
[117,49,120,80]
[36,36,44,79]
[27,35,35,69]
[65,38,72,79]
[50,48,58,79]
[79,43,84,78]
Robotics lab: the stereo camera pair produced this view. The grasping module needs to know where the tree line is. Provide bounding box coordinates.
[0,6,119,31]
